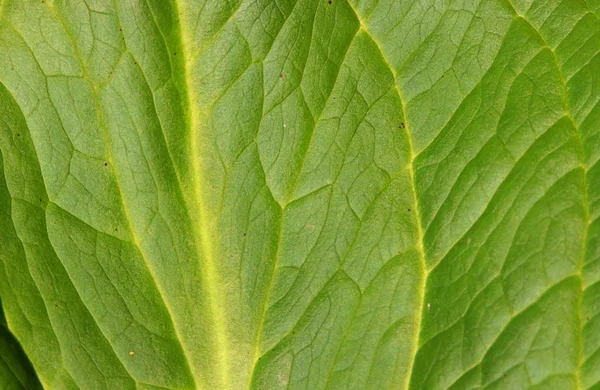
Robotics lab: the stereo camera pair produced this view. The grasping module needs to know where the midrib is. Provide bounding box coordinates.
[174,2,231,388]
[172,2,428,388]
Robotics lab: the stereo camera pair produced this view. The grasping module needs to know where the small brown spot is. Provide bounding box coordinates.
[115,228,118,232]
[328,0,332,4]
[104,162,108,167]
[243,233,247,237]
[174,52,177,56]
[399,122,405,128]
[279,73,284,78]
[407,208,411,212]
[17,133,21,137]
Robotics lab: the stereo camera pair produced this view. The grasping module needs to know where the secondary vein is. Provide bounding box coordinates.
[343,2,428,387]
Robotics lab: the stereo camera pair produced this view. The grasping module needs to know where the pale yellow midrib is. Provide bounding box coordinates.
[174,2,231,388]
[188,110,231,389]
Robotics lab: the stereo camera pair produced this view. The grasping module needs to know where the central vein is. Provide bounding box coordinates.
[174,2,231,388]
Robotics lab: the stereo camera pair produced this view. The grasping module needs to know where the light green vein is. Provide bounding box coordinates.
[507,6,591,386]
[1,21,137,385]
[344,1,427,388]
[251,3,360,385]
[40,2,198,385]
[174,0,231,387]
[0,84,77,390]
[442,274,581,389]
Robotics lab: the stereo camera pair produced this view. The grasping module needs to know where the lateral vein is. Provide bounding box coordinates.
[344,2,427,387]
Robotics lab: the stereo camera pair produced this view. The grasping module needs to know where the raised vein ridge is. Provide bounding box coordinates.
[173,1,231,387]
[344,2,427,388]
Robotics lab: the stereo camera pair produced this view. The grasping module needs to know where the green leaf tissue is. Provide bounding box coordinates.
[0,0,599,389]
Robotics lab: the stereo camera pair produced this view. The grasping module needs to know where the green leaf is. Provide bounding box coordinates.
[0,0,598,389]
[0,300,41,390]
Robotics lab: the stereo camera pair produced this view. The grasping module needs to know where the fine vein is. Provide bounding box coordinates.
[344,2,428,387]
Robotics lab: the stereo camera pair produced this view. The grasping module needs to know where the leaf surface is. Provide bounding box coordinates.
[0,0,599,389]
[0,299,41,390]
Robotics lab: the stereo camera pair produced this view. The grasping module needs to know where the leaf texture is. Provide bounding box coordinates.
[0,0,599,389]
[0,300,41,390]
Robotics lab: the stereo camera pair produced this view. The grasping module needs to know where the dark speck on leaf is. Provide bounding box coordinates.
[407,208,411,212]
[328,0,332,3]
[400,122,405,128]
[243,233,247,237]
[17,133,20,137]
[174,52,177,56]
[279,73,283,78]
[104,162,108,167]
